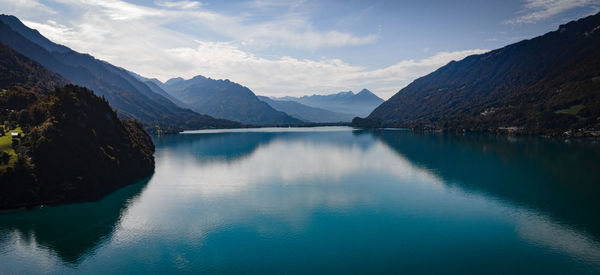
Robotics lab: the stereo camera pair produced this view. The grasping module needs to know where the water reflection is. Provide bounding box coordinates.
[151,129,434,197]
[126,129,420,235]
[146,128,600,270]
[155,128,375,164]
[0,179,149,264]
[368,130,600,238]
[0,128,599,273]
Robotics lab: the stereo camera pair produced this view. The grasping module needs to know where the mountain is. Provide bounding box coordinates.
[257,96,355,123]
[0,15,241,133]
[0,15,70,54]
[143,80,190,109]
[0,44,68,93]
[0,42,154,209]
[159,75,303,125]
[165,77,185,86]
[126,70,190,109]
[277,89,384,117]
[355,13,600,136]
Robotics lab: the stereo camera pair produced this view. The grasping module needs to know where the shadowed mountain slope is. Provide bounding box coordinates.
[278,89,383,118]
[258,96,355,123]
[160,75,303,125]
[0,43,154,209]
[0,15,241,133]
[356,13,600,135]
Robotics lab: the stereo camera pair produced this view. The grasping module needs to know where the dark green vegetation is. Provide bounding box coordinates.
[0,42,155,209]
[278,89,384,118]
[257,96,355,122]
[0,15,241,133]
[0,126,23,171]
[356,13,600,136]
[157,75,303,125]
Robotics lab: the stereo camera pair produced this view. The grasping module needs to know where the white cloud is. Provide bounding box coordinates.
[507,0,599,24]
[11,0,485,99]
[156,0,203,9]
[21,19,73,40]
[51,0,164,20]
[165,42,487,98]
[0,0,56,16]
[41,0,376,50]
[22,15,485,99]
[249,0,306,9]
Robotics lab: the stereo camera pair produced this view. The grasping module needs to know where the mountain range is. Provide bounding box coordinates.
[257,96,355,123]
[0,15,241,133]
[0,42,154,209]
[355,12,600,136]
[0,14,385,129]
[3,12,597,136]
[154,75,303,125]
[277,89,384,118]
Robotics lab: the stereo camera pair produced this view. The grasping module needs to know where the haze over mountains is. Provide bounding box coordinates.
[355,12,600,136]
[0,14,378,127]
[257,96,355,123]
[0,15,241,133]
[155,75,302,125]
[277,89,384,118]
[1,11,598,135]
[1,8,599,207]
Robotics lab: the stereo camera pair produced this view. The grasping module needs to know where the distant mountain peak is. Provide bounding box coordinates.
[165,77,185,85]
[258,96,356,123]
[355,88,383,101]
[190,75,208,81]
[160,75,303,125]
[274,89,384,117]
[0,15,242,131]
[358,88,373,95]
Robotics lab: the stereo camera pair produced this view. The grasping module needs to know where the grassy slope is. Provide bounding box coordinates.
[0,124,22,171]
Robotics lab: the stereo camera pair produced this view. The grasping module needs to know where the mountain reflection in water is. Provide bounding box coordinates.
[0,127,598,273]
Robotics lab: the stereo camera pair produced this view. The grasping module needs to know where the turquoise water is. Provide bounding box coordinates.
[1,127,600,273]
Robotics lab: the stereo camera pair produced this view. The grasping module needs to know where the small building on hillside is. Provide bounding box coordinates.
[11,132,20,138]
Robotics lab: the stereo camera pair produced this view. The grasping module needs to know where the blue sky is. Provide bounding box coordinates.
[2,0,599,98]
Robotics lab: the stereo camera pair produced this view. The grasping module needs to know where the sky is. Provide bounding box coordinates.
[1,0,599,99]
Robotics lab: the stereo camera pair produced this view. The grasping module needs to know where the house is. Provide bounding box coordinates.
[11,132,20,138]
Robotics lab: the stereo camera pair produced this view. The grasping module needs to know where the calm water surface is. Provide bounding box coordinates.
[1,127,600,273]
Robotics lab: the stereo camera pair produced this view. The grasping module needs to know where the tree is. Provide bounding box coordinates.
[0,152,8,164]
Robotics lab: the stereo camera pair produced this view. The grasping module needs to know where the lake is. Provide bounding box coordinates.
[1,127,600,273]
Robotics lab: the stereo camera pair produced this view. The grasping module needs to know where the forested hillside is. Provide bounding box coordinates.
[356,13,600,136]
[0,43,155,209]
